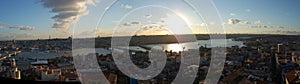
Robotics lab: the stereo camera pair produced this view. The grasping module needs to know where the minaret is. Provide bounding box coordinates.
[277,44,282,53]
[11,39,16,48]
[10,58,16,67]
[292,52,296,63]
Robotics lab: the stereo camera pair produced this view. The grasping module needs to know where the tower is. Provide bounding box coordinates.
[10,58,16,67]
[11,39,16,48]
[292,52,295,63]
[277,44,282,53]
[11,67,21,79]
[10,58,21,79]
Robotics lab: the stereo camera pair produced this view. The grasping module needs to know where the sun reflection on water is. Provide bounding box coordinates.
[164,44,184,52]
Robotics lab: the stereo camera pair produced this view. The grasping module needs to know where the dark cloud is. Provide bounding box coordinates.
[228,18,252,25]
[37,0,98,29]
[8,25,35,31]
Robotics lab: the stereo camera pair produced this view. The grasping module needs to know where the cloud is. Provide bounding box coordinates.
[268,26,274,28]
[0,33,36,40]
[122,21,141,26]
[230,13,236,16]
[254,20,263,24]
[228,18,241,25]
[222,22,226,26]
[121,4,133,9]
[251,25,260,28]
[144,14,152,19]
[122,22,131,26]
[141,24,161,29]
[245,9,251,12]
[189,23,207,28]
[20,27,35,30]
[267,22,272,25]
[250,20,285,28]
[209,22,215,25]
[137,24,169,35]
[131,21,140,25]
[226,18,289,30]
[15,33,36,38]
[227,19,286,29]
[8,25,35,31]
[275,30,300,35]
[76,29,112,38]
[240,21,251,24]
[200,23,207,26]
[0,22,3,28]
[278,26,285,28]
[253,20,272,25]
[160,18,166,22]
[37,0,98,29]
[251,25,275,28]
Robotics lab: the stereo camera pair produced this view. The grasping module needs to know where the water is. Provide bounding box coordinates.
[145,39,245,52]
[14,51,71,60]
[15,39,243,59]
[95,48,111,55]
[115,39,245,52]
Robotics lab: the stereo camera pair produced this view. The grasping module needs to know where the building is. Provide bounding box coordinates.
[107,73,118,84]
[61,71,79,82]
[41,68,61,81]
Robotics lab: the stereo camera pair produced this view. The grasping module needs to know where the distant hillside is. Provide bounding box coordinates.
[2,34,299,48]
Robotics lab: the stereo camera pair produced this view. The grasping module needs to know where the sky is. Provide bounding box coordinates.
[0,0,299,40]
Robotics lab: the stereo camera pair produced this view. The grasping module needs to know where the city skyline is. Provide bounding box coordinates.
[0,0,300,40]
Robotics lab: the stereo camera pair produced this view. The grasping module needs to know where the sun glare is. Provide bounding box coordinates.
[164,44,184,52]
[166,12,193,35]
[176,13,192,27]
